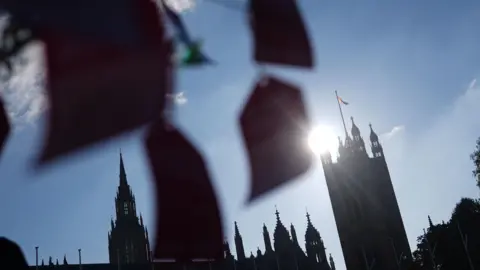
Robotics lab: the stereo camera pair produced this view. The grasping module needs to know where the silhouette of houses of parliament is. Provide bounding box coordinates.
[320,117,412,270]
[30,116,413,270]
[30,154,336,270]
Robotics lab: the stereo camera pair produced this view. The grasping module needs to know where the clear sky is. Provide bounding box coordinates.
[1,1,480,270]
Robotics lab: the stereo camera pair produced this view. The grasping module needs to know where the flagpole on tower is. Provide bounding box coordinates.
[335,90,348,137]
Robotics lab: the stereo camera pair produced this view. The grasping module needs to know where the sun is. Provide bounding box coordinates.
[307,125,338,156]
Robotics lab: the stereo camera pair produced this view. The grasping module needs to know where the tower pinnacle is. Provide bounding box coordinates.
[119,152,128,186]
[234,221,246,261]
[110,153,151,264]
[369,123,384,158]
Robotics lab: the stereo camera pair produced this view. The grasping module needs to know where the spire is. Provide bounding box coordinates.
[273,207,291,252]
[234,221,240,236]
[275,206,282,224]
[329,254,336,270]
[41,259,44,266]
[428,215,434,228]
[119,151,128,186]
[223,239,232,258]
[234,221,246,261]
[369,123,379,142]
[290,223,299,246]
[369,123,384,158]
[305,212,328,264]
[256,247,262,257]
[263,223,273,253]
[351,117,360,138]
[63,255,68,265]
[349,117,367,154]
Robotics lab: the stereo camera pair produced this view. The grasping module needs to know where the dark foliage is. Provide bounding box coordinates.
[412,198,480,270]
[0,98,9,156]
[470,137,480,189]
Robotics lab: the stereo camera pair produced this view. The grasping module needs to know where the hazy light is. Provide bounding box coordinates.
[308,125,338,156]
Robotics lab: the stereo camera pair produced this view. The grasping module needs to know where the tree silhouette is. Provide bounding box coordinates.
[470,137,480,189]
[412,198,480,270]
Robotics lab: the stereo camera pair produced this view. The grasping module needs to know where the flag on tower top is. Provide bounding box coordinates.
[337,96,349,105]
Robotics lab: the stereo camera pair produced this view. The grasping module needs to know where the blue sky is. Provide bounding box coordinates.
[1,1,480,270]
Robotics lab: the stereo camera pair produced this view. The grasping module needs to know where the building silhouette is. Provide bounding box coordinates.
[30,153,335,270]
[108,153,151,264]
[320,117,412,270]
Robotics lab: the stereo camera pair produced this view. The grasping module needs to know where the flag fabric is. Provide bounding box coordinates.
[240,75,312,202]
[249,0,314,68]
[38,0,172,164]
[145,123,224,261]
[3,0,157,47]
[337,96,349,105]
[161,1,212,66]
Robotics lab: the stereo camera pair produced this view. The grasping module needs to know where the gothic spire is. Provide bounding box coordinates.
[305,212,328,264]
[290,223,299,246]
[234,221,246,261]
[369,123,379,142]
[369,123,384,158]
[351,117,360,138]
[263,223,273,253]
[349,117,367,154]
[119,151,128,186]
[63,255,68,265]
[273,207,291,252]
[329,254,336,270]
[223,239,233,258]
[428,215,434,228]
[234,221,240,236]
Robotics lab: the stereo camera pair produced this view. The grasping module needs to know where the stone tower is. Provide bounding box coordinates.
[320,118,411,270]
[108,153,151,264]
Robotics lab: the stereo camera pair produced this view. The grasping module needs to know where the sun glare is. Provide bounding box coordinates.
[308,125,338,156]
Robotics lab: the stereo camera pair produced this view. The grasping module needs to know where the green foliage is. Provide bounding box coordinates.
[413,198,480,270]
[469,137,480,189]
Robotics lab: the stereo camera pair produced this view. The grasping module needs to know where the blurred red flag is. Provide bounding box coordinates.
[239,75,313,202]
[1,0,158,46]
[249,0,314,68]
[0,98,10,156]
[145,121,224,261]
[38,0,172,164]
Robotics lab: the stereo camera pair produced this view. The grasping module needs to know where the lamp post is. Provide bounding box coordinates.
[35,246,39,270]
